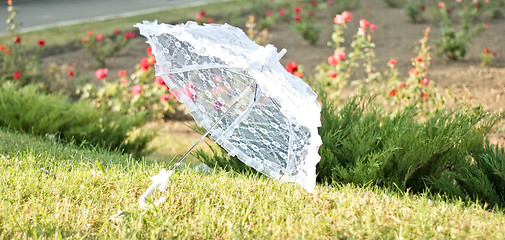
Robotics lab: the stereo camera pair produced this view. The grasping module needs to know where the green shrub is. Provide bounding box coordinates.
[383,0,406,8]
[436,2,485,60]
[426,143,505,208]
[318,93,505,208]
[405,0,426,22]
[190,92,505,208]
[193,143,257,175]
[0,82,153,155]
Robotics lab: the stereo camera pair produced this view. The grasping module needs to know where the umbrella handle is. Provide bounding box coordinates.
[278,48,287,60]
[139,169,172,208]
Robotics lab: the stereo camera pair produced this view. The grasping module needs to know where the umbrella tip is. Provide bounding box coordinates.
[277,48,287,60]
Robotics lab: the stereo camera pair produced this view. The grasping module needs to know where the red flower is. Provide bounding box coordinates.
[0,45,5,50]
[96,34,103,42]
[388,59,397,67]
[118,70,127,77]
[334,14,345,25]
[359,19,370,29]
[484,23,489,29]
[493,52,497,57]
[421,78,429,86]
[484,48,490,54]
[421,5,426,11]
[294,6,301,13]
[409,68,419,75]
[13,71,21,80]
[328,0,334,5]
[81,37,87,43]
[182,83,197,101]
[68,70,75,77]
[336,50,346,61]
[328,72,337,78]
[160,94,171,102]
[14,36,21,44]
[369,24,377,31]
[207,18,213,23]
[131,85,142,95]
[37,39,45,47]
[7,0,12,5]
[119,78,128,86]
[294,15,301,22]
[341,11,352,21]
[438,2,445,8]
[213,100,223,110]
[196,11,205,21]
[328,51,346,66]
[414,56,423,62]
[114,29,121,35]
[278,9,285,17]
[199,10,206,17]
[294,71,303,78]
[124,32,136,40]
[266,11,273,17]
[311,1,317,7]
[422,92,429,100]
[87,30,94,36]
[140,58,150,71]
[94,68,108,80]
[328,55,338,66]
[388,88,397,96]
[155,76,165,86]
[285,62,298,73]
[400,81,406,88]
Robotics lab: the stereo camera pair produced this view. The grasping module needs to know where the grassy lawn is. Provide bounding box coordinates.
[0,0,252,48]
[1,127,505,239]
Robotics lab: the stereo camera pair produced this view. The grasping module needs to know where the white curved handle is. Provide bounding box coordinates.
[139,169,172,208]
[278,48,287,60]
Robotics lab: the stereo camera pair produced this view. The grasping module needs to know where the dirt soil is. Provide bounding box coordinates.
[41,0,505,145]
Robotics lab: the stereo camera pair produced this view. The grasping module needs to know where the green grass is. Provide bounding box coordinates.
[0,0,253,48]
[1,127,505,239]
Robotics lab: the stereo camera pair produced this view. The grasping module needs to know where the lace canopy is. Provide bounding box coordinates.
[136,21,322,192]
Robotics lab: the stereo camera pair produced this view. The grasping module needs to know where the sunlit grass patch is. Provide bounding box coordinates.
[1,128,505,239]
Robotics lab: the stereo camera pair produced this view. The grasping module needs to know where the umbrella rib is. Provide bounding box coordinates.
[165,64,240,74]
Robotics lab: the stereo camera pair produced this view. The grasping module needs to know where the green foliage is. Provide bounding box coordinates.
[383,0,406,8]
[436,2,485,60]
[0,82,153,155]
[427,143,505,208]
[292,18,320,45]
[0,35,44,86]
[77,52,179,121]
[318,93,505,208]
[480,47,497,67]
[485,0,505,18]
[81,29,135,67]
[193,143,257,175]
[291,4,321,45]
[405,0,426,22]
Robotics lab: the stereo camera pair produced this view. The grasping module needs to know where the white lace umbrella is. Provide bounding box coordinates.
[136,21,322,206]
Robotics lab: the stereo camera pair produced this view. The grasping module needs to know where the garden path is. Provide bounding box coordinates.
[0,0,223,34]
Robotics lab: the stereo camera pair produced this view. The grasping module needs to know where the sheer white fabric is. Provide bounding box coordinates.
[136,21,322,192]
